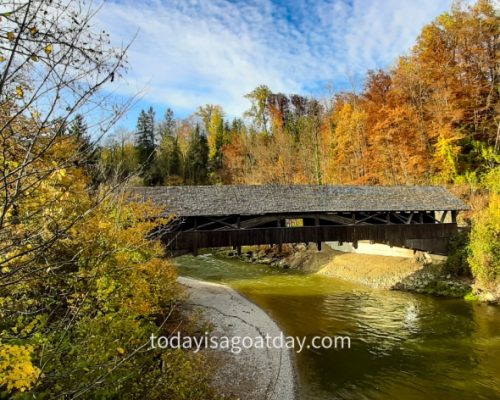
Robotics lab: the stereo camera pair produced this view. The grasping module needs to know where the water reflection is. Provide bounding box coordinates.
[175,254,500,400]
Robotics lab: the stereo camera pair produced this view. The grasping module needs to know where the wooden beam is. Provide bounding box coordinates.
[356,212,390,224]
[320,214,368,225]
[315,216,321,250]
[186,217,228,231]
[355,212,384,225]
[240,215,278,229]
[193,217,198,256]
[391,212,409,224]
[278,216,283,253]
[407,212,414,224]
[237,216,242,255]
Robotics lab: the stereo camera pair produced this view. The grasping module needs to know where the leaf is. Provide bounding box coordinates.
[0,55,6,63]
[44,44,53,55]
[30,27,38,37]
[30,54,38,62]
[15,86,24,98]
[116,347,125,355]
[7,31,15,42]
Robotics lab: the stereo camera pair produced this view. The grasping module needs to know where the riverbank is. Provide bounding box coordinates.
[175,253,500,399]
[177,276,296,400]
[218,245,475,299]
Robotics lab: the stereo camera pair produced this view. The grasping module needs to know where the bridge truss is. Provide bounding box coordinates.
[157,209,458,255]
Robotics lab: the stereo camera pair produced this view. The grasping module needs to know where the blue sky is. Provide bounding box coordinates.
[97,0,463,131]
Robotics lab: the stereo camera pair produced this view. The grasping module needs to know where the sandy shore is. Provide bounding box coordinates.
[178,276,296,400]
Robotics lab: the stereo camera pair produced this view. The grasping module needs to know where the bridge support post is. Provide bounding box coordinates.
[277,217,283,253]
[192,217,198,256]
[233,245,242,255]
[315,216,321,251]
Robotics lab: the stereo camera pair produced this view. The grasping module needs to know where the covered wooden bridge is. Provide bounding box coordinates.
[134,185,468,255]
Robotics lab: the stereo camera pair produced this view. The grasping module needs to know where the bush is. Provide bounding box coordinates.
[444,230,472,277]
[468,193,500,286]
[0,132,218,398]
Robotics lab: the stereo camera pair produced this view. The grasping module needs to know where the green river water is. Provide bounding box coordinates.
[175,253,500,400]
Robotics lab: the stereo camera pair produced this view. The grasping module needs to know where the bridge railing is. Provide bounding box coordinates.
[162,223,458,254]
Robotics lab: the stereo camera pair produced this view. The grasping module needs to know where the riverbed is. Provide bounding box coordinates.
[175,253,500,400]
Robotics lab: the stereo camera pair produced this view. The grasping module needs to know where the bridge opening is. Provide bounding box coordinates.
[285,218,303,227]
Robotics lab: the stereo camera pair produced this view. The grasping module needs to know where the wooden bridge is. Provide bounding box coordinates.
[134,185,468,255]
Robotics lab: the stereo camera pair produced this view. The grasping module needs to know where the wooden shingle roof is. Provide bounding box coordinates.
[132,185,468,217]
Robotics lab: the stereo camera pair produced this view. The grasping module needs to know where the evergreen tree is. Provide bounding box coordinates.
[170,138,182,177]
[68,114,88,139]
[150,108,185,185]
[163,108,175,136]
[67,114,97,179]
[185,124,209,184]
[68,114,92,153]
[135,107,156,182]
[157,108,175,142]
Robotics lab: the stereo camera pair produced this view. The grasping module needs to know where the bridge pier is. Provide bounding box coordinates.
[233,245,242,256]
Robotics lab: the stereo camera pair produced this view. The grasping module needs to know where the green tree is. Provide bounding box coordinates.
[469,166,500,287]
[67,114,100,180]
[185,125,209,184]
[135,107,156,183]
[158,108,176,139]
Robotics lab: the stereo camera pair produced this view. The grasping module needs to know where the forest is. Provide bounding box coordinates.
[101,1,499,287]
[0,0,498,398]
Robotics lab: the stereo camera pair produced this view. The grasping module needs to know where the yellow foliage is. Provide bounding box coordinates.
[469,193,500,285]
[0,345,41,392]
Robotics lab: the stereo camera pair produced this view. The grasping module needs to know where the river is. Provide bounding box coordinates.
[175,253,500,400]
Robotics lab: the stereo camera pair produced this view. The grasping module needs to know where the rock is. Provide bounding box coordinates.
[484,292,497,303]
[289,257,303,269]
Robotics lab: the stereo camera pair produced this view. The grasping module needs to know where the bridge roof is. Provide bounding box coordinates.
[132,185,468,217]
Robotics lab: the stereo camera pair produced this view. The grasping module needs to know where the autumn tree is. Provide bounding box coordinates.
[152,109,183,185]
[0,1,218,398]
[244,85,272,134]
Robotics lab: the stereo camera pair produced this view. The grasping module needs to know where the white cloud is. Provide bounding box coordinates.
[97,0,460,118]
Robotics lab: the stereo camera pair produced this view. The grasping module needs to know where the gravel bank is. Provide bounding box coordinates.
[316,252,425,288]
[178,277,297,400]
